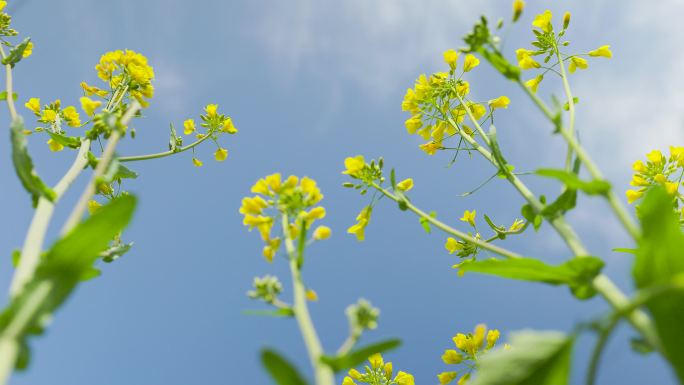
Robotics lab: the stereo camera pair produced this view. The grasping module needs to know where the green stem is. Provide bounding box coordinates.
[0,45,18,120]
[371,182,522,260]
[586,283,684,385]
[61,102,140,234]
[117,131,212,162]
[9,139,91,297]
[555,47,576,174]
[0,281,53,385]
[281,214,334,385]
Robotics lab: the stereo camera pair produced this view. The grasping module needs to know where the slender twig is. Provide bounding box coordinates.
[555,47,576,173]
[370,182,522,260]
[117,132,213,162]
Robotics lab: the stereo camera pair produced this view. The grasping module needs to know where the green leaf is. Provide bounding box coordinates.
[456,257,604,300]
[535,169,611,195]
[0,91,18,101]
[633,187,684,381]
[10,117,56,205]
[320,338,401,372]
[242,308,295,318]
[521,204,542,231]
[470,331,573,385]
[261,349,310,385]
[0,196,137,370]
[47,132,81,149]
[419,211,437,234]
[1,38,31,67]
[540,189,577,219]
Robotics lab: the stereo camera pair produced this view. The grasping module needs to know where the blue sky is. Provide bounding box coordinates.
[0,0,681,384]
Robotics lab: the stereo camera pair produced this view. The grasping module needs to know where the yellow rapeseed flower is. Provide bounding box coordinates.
[305,289,318,301]
[0,1,6,12]
[222,117,238,134]
[441,349,463,364]
[214,148,228,162]
[524,75,543,93]
[568,57,588,73]
[444,49,459,70]
[396,178,414,191]
[313,225,332,240]
[80,82,108,98]
[183,119,196,135]
[626,189,643,204]
[488,96,510,110]
[47,138,64,152]
[394,371,415,385]
[518,55,540,70]
[368,353,384,369]
[419,142,440,155]
[460,209,477,227]
[456,81,470,97]
[445,238,463,254]
[532,10,553,33]
[512,0,525,22]
[463,54,480,72]
[22,42,33,58]
[563,12,571,29]
[486,329,500,349]
[239,196,269,215]
[589,45,612,58]
[80,96,102,117]
[41,109,57,123]
[192,157,203,167]
[646,150,663,164]
[62,106,81,127]
[342,377,356,385]
[25,98,41,115]
[205,104,218,118]
[343,155,366,176]
[438,372,458,385]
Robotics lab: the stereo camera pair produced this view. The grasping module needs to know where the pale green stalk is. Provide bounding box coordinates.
[281,214,334,385]
[9,140,91,297]
[517,77,641,240]
[61,102,140,234]
[555,49,576,173]
[0,46,18,122]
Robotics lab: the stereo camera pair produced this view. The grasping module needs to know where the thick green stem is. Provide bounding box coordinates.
[61,102,140,234]
[0,46,18,121]
[9,140,91,297]
[281,215,334,385]
[0,281,53,385]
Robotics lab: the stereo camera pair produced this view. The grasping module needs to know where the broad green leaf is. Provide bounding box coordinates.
[320,338,401,372]
[242,308,295,318]
[470,331,573,385]
[10,117,56,205]
[261,349,310,385]
[456,257,604,300]
[1,38,31,67]
[47,132,81,149]
[536,169,610,195]
[0,195,137,370]
[633,187,684,381]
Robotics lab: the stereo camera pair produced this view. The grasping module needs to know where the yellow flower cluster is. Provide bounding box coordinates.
[94,49,155,107]
[518,10,613,93]
[437,324,503,385]
[24,98,83,151]
[401,48,508,156]
[241,174,328,262]
[185,104,238,167]
[343,353,414,385]
[626,147,684,207]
